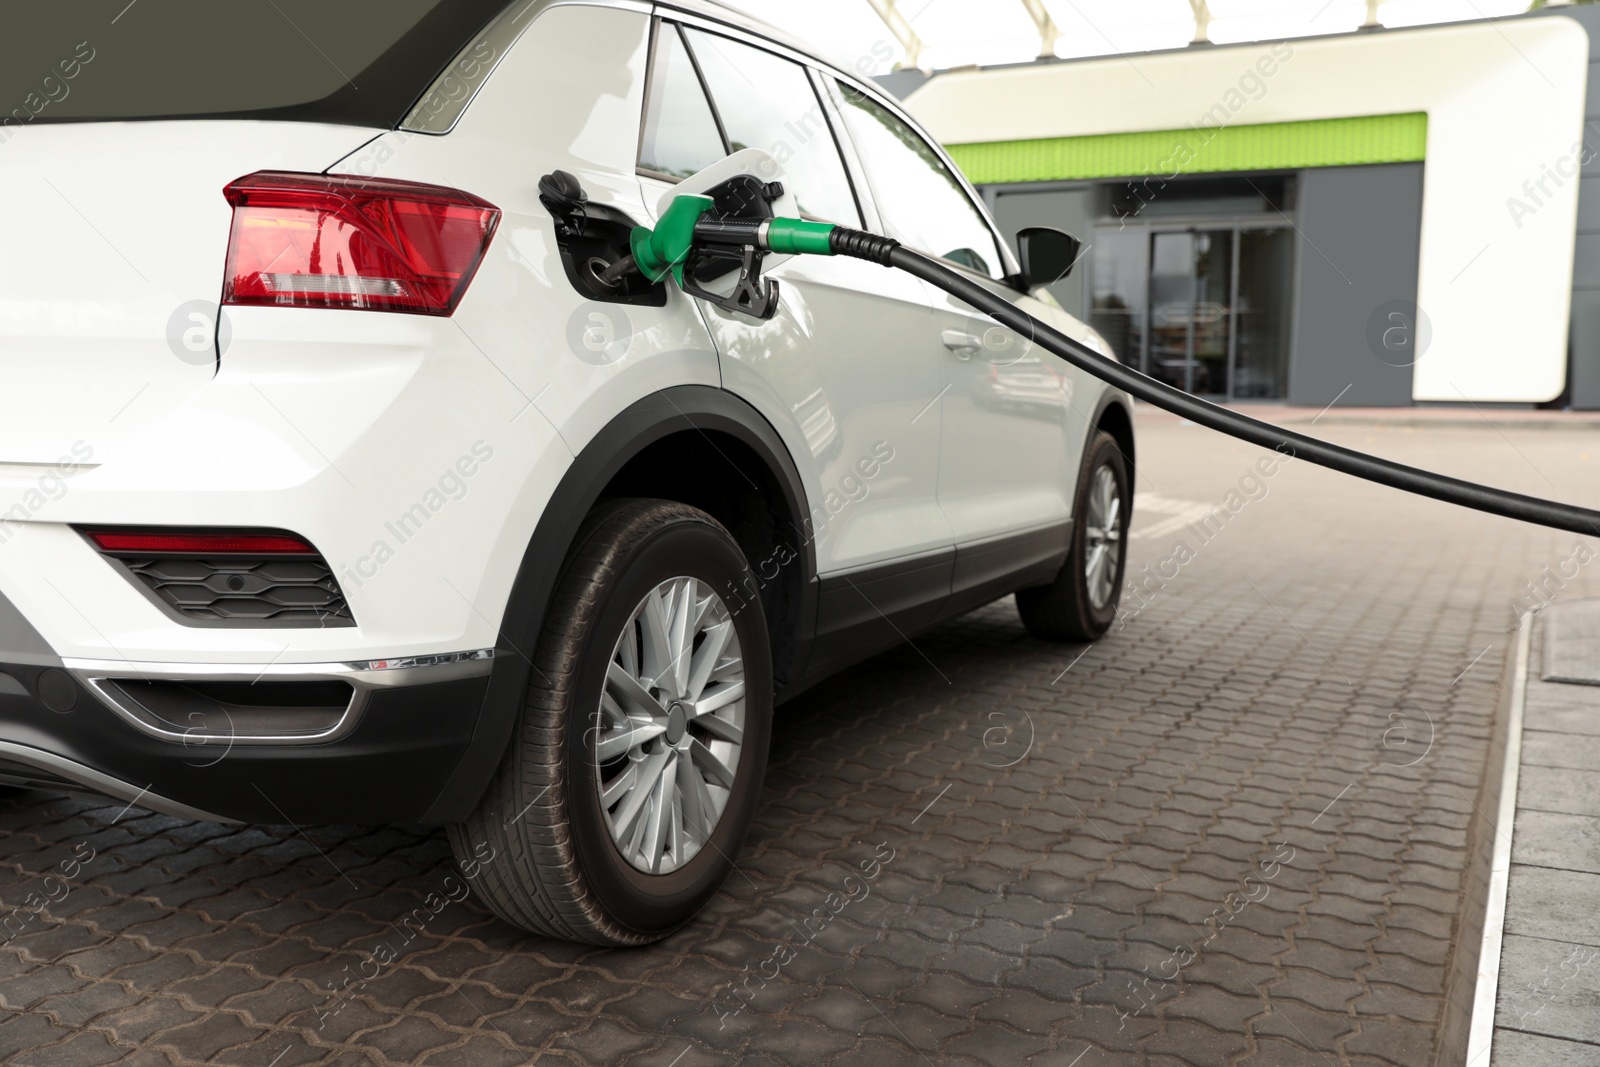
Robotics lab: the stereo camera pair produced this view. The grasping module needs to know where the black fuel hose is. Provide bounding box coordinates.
[633,200,1600,538]
[827,229,1600,538]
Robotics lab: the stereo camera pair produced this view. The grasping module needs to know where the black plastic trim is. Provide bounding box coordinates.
[800,519,1073,687]
[947,523,1070,616]
[0,659,487,824]
[807,549,953,678]
[1090,391,1136,461]
[0,588,58,666]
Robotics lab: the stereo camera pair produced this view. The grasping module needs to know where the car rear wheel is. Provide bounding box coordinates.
[451,498,772,945]
[1015,430,1130,642]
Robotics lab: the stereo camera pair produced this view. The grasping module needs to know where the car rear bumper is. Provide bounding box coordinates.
[0,595,494,823]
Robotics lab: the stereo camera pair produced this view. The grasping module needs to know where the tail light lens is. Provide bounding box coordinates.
[81,529,316,555]
[222,172,500,316]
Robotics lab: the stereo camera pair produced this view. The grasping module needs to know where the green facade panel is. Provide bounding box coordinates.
[946,112,1428,184]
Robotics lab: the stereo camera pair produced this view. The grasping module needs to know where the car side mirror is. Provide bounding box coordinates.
[1015,227,1083,289]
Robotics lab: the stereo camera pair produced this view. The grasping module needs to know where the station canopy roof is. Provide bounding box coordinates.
[729,0,1543,77]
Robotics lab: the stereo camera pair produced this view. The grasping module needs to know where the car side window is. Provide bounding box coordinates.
[683,29,861,227]
[833,83,1005,280]
[638,22,726,180]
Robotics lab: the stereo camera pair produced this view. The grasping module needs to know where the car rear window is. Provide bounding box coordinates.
[0,0,514,129]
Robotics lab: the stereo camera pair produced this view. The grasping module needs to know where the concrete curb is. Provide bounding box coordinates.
[1439,609,1533,1067]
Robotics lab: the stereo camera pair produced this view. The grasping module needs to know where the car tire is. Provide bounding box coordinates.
[1015,431,1130,642]
[450,498,772,945]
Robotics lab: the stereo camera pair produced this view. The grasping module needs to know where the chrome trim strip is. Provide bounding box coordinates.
[346,648,495,673]
[62,650,495,747]
[0,742,238,823]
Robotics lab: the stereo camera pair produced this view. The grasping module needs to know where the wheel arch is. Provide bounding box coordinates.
[1092,392,1136,492]
[421,385,815,823]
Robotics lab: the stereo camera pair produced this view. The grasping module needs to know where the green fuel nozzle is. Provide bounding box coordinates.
[620,191,899,319]
[628,195,718,286]
[629,197,837,277]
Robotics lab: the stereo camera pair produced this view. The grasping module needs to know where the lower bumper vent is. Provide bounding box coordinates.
[95,679,356,742]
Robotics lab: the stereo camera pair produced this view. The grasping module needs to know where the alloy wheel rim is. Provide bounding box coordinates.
[592,576,746,875]
[1084,465,1122,610]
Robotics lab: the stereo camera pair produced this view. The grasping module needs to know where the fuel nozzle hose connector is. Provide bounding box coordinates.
[824,227,901,265]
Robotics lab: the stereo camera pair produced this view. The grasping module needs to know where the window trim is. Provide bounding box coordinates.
[678,23,865,229]
[802,66,867,230]
[635,17,730,182]
[828,75,1011,284]
[829,75,1016,275]
[634,14,661,173]
[675,23,733,157]
[816,75,887,236]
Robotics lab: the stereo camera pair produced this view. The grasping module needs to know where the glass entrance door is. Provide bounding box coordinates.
[1091,222,1291,400]
[1233,228,1293,399]
[1088,229,1145,376]
[1149,230,1232,396]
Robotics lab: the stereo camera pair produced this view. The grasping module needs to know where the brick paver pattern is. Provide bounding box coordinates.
[2,412,1597,1067]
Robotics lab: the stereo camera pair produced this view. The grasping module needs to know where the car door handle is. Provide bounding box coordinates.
[941,329,982,359]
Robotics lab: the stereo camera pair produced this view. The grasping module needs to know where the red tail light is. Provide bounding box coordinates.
[81,529,316,555]
[222,172,500,316]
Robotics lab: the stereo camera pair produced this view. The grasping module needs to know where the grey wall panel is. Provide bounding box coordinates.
[1288,163,1423,407]
[1553,5,1600,35]
[991,187,1092,319]
[1571,290,1600,409]
[1578,176,1600,231]
[1577,139,1600,177]
[1574,233,1600,288]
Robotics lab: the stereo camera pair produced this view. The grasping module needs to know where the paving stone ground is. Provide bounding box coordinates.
[2,409,1598,1066]
[1491,599,1600,1066]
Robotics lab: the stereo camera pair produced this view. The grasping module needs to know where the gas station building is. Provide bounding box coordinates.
[889,7,1600,409]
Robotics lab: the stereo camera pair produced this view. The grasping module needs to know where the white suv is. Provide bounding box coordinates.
[0,0,1132,944]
